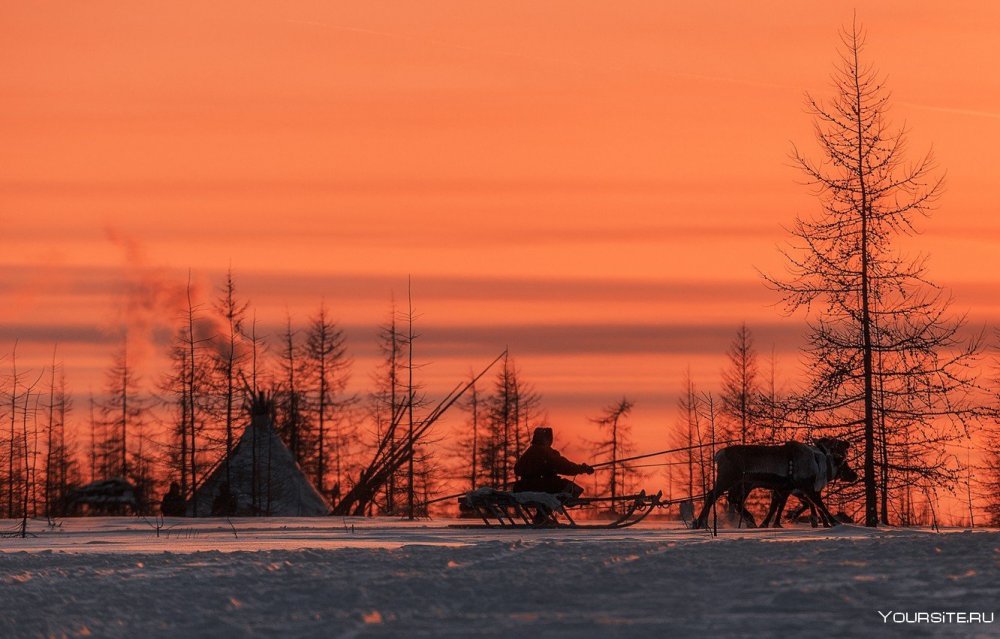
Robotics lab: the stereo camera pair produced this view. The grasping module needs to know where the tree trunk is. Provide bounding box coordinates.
[852,39,878,527]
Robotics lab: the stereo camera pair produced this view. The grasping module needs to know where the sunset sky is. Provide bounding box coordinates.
[3,1,1000,491]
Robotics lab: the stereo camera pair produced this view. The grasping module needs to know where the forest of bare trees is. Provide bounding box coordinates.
[0,266,998,527]
[589,398,637,514]
[2,22,1000,529]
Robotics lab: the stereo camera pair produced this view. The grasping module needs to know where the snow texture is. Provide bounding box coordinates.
[1,518,998,638]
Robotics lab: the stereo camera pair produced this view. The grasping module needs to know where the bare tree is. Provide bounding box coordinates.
[590,397,636,512]
[101,335,144,480]
[402,281,425,520]
[46,367,77,517]
[757,346,789,444]
[481,354,539,490]
[302,302,351,500]
[766,20,984,526]
[43,348,71,518]
[275,313,311,469]
[0,344,44,530]
[720,323,761,444]
[483,353,512,489]
[183,272,210,512]
[160,280,212,513]
[88,392,98,484]
[160,334,190,497]
[5,343,25,518]
[20,380,42,534]
[511,366,541,467]
[981,426,1000,526]
[979,345,1000,527]
[369,300,405,513]
[671,371,709,500]
[454,373,483,491]
[212,268,249,488]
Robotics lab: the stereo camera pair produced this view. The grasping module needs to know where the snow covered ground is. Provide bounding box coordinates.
[1,517,997,637]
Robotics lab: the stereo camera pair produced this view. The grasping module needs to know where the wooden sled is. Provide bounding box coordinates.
[450,487,663,530]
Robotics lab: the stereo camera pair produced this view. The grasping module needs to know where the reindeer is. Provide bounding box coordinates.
[759,440,858,527]
[692,438,856,529]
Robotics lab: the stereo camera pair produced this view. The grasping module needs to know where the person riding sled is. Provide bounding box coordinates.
[513,426,594,498]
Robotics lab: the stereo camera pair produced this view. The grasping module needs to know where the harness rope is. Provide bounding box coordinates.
[589,440,736,469]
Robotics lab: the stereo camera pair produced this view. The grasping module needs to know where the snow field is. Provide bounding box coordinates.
[0,519,997,638]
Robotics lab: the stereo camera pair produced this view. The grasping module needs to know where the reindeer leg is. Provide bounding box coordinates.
[761,490,780,528]
[808,499,819,528]
[693,486,720,530]
[795,492,822,527]
[726,486,744,527]
[786,492,817,527]
[784,498,808,524]
[731,483,757,529]
[804,489,838,528]
[779,490,794,527]
[768,490,791,528]
[725,487,742,517]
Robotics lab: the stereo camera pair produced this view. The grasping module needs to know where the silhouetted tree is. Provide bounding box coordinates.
[275,314,312,469]
[980,347,1000,527]
[590,397,636,512]
[401,283,427,520]
[101,335,144,480]
[302,302,351,497]
[982,429,1000,526]
[453,374,483,491]
[757,346,789,444]
[159,336,187,495]
[44,351,76,518]
[88,392,98,483]
[5,342,29,518]
[670,371,709,500]
[765,21,983,526]
[160,277,212,509]
[19,381,42,533]
[183,274,209,510]
[720,323,761,444]
[212,268,249,488]
[480,355,539,490]
[368,301,406,513]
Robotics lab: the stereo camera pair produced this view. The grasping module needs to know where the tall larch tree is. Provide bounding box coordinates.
[767,20,983,526]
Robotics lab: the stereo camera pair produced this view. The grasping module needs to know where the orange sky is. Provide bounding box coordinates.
[2,2,1000,515]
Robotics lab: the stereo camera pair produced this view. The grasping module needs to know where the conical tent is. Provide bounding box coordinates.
[188,395,331,517]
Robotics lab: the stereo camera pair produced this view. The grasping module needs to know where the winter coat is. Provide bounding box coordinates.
[514,443,588,483]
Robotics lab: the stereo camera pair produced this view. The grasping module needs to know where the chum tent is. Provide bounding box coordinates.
[187,393,331,517]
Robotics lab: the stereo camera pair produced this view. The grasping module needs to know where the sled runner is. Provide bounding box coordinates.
[450,487,663,529]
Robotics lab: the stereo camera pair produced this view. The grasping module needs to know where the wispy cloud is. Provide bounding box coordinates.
[284,19,589,71]
[897,100,1000,121]
[283,18,793,91]
[0,319,805,358]
[0,264,777,305]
